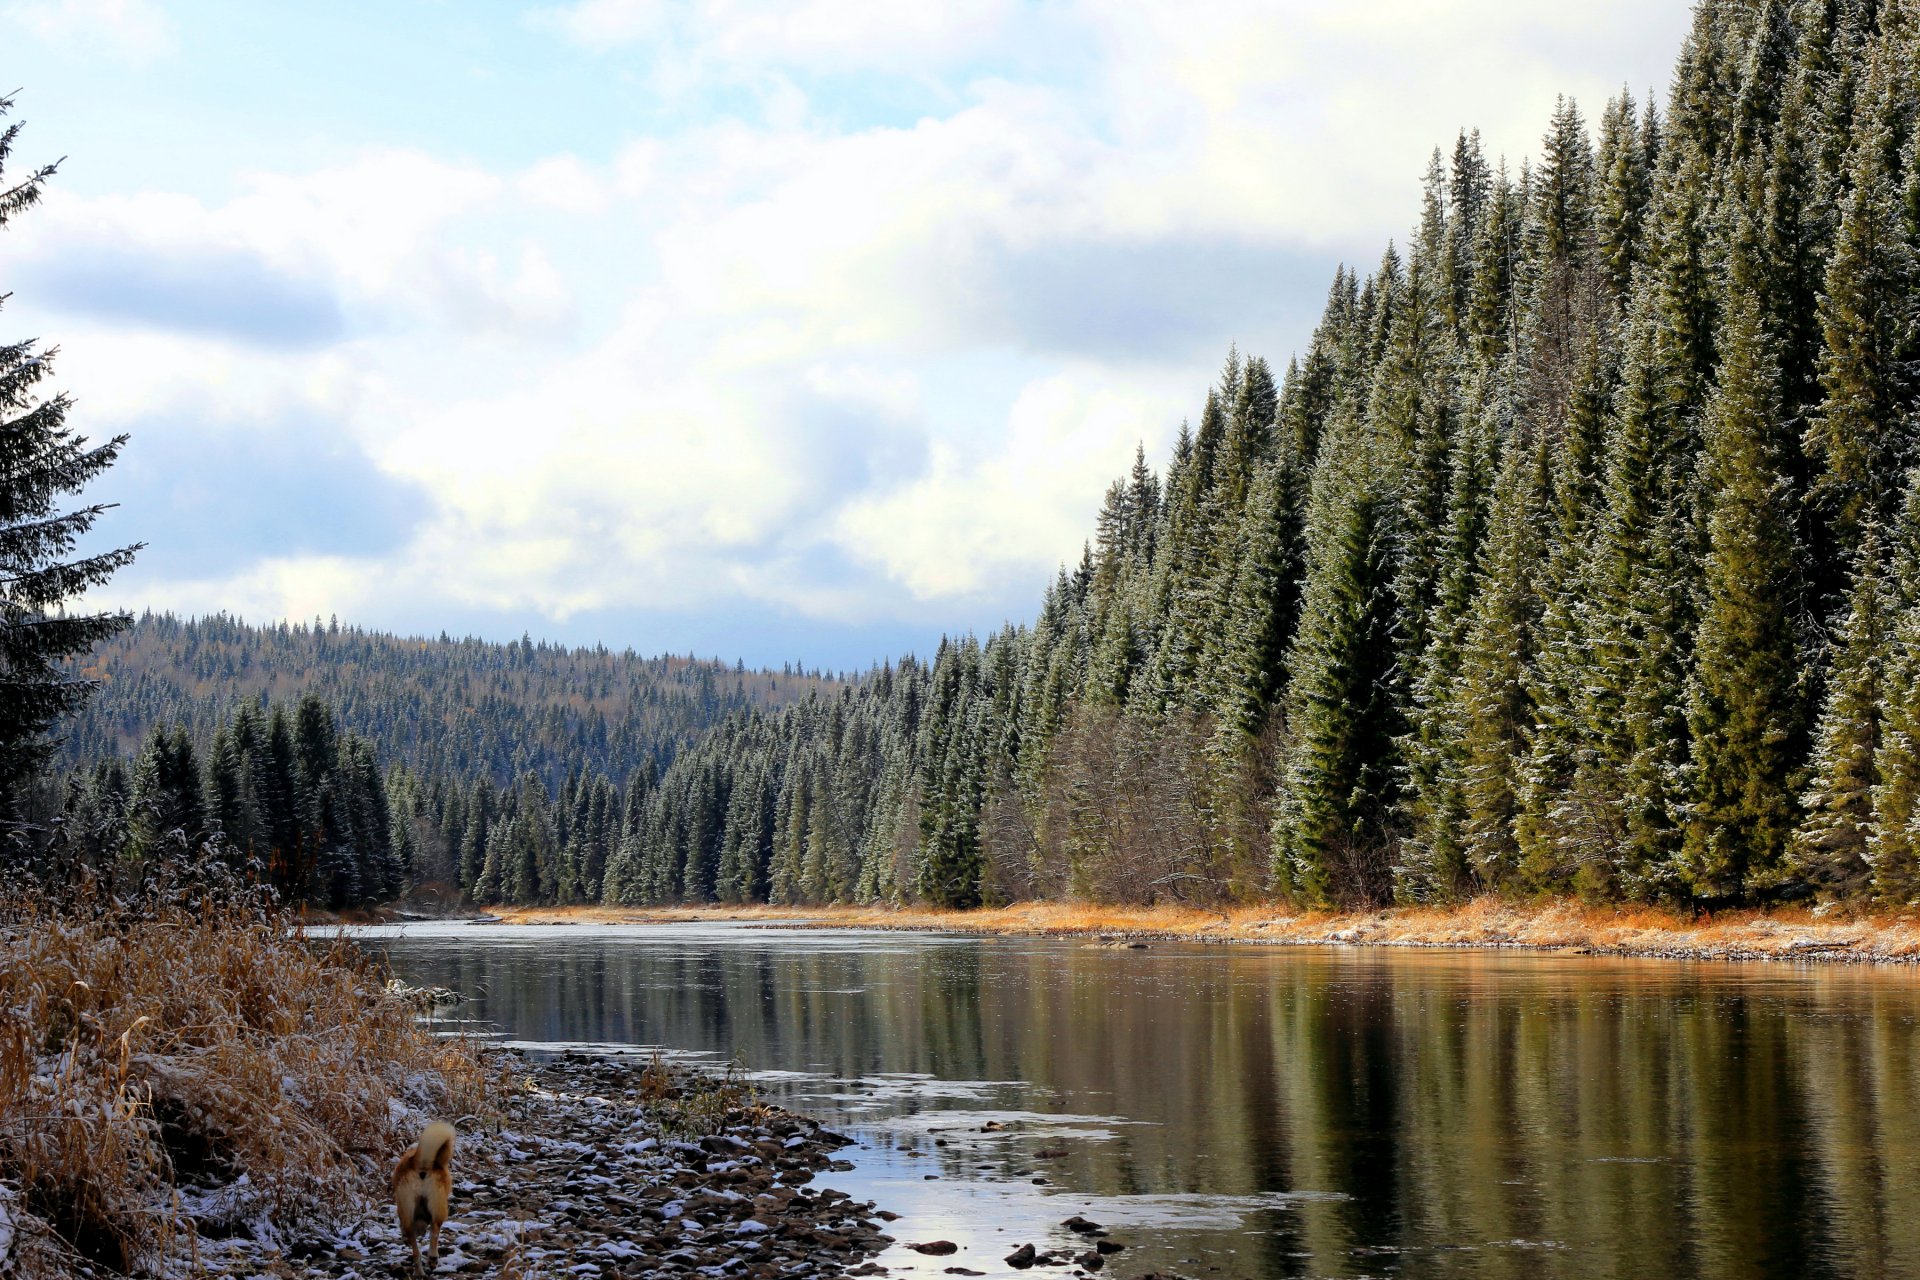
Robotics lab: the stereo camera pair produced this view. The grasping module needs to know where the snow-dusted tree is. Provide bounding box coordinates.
[1683,291,1805,898]
[1793,533,1894,896]
[1272,417,1405,907]
[1,95,139,821]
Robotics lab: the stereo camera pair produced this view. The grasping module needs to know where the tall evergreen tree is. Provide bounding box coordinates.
[1795,532,1896,895]
[1805,47,1920,562]
[1273,420,1405,907]
[0,96,139,824]
[1683,295,1805,897]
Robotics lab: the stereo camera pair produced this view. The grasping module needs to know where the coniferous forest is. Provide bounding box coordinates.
[43,0,1920,913]
[38,615,846,907]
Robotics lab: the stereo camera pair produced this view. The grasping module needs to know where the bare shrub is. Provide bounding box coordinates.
[979,767,1043,906]
[1029,706,1242,907]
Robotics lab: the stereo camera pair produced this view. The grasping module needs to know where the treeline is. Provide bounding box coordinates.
[44,615,857,909]
[64,613,846,791]
[61,694,402,906]
[56,691,643,909]
[605,0,1920,911]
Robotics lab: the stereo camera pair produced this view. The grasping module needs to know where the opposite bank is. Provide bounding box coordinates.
[477,897,1920,965]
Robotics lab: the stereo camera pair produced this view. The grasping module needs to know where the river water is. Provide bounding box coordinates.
[353,921,1920,1279]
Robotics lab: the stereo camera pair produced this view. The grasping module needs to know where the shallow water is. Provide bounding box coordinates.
[353,921,1920,1279]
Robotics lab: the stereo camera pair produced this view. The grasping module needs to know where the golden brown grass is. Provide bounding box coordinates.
[491,896,1920,962]
[0,887,490,1276]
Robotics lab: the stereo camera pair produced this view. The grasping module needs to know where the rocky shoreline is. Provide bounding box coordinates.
[197,1050,898,1279]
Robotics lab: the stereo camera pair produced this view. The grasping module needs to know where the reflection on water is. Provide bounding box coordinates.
[354,922,1920,1279]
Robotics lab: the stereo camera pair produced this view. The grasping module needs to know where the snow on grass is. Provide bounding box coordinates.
[0,887,491,1276]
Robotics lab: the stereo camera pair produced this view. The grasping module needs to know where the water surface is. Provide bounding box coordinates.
[355,921,1920,1279]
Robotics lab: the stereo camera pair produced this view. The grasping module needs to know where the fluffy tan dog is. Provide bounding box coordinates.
[392,1120,456,1274]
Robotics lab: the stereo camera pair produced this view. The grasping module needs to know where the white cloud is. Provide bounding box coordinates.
[832,372,1180,600]
[10,152,553,346]
[517,154,611,215]
[5,0,173,65]
[532,0,664,47]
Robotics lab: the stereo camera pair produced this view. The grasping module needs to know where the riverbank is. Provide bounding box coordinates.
[481,897,1920,964]
[235,1051,894,1279]
[0,894,491,1276]
[0,897,895,1278]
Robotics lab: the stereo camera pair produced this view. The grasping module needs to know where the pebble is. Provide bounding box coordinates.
[196,1049,894,1278]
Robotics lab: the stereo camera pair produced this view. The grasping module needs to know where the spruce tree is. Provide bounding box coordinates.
[1794,532,1895,896]
[1682,295,1804,897]
[1456,424,1550,890]
[1805,47,1919,562]
[1865,474,1920,900]
[0,96,139,822]
[1400,378,1502,899]
[128,725,205,862]
[1212,455,1307,745]
[1596,90,1655,307]
[204,722,253,855]
[1272,419,1405,907]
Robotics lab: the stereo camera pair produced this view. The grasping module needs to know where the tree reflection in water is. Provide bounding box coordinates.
[359,923,1920,1280]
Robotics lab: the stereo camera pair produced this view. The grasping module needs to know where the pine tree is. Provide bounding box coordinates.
[0,96,139,822]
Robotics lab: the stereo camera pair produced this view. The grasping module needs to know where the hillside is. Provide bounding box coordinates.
[64,613,848,790]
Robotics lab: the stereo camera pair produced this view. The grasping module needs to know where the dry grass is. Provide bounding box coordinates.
[0,883,491,1276]
[492,897,1920,962]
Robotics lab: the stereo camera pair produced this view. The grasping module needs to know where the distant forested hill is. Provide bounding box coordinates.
[64,613,845,789]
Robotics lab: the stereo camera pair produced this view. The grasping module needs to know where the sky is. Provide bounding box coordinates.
[1,0,1695,671]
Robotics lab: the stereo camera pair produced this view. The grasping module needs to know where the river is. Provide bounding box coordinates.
[352,921,1920,1279]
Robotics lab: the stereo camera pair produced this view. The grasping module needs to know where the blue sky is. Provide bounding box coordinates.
[3,0,1693,670]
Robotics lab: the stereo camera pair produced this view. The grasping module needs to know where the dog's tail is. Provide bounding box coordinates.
[417,1121,456,1172]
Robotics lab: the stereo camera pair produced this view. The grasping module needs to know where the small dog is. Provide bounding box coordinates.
[392,1120,456,1274]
